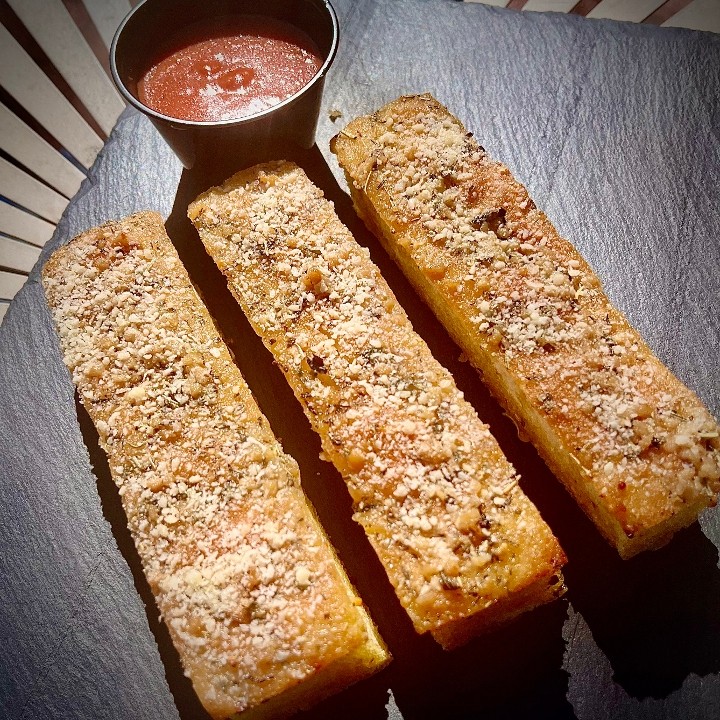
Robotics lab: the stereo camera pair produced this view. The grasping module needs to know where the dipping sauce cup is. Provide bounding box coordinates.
[111,0,339,171]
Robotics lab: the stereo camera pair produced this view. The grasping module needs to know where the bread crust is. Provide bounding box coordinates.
[189,163,565,649]
[331,94,720,558]
[41,212,389,719]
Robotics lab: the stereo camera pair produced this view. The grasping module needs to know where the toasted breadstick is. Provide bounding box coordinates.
[331,94,720,558]
[188,163,565,650]
[41,212,389,719]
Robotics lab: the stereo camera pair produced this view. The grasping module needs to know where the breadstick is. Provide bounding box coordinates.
[189,163,565,650]
[41,211,389,719]
[331,93,720,558]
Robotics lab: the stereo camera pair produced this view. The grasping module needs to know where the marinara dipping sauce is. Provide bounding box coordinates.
[137,15,323,122]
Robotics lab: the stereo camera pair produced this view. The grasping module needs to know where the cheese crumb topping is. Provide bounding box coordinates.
[190,164,564,634]
[335,95,720,542]
[42,215,368,717]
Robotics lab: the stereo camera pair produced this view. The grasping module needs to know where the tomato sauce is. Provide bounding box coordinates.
[137,16,323,122]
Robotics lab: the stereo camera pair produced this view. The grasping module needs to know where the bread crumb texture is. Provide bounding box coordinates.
[189,163,565,640]
[332,94,720,555]
[41,212,377,719]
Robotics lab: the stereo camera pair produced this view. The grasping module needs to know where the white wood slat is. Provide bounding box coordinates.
[0,300,8,325]
[663,0,720,32]
[0,203,55,248]
[523,0,577,12]
[82,0,132,50]
[0,24,103,169]
[587,0,665,23]
[0,104,85,200]
[465,1,510,6]
[0,270,25,301]
[8,0,125,137]
[0,236,41,274]
[0,158,68,224]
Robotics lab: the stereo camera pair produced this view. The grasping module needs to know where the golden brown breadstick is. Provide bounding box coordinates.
[42,211,389,719]
[189,163,565,650]
[331,93,720,558]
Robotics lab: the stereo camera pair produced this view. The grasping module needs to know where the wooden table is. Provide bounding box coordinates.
[2,2,719,718]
